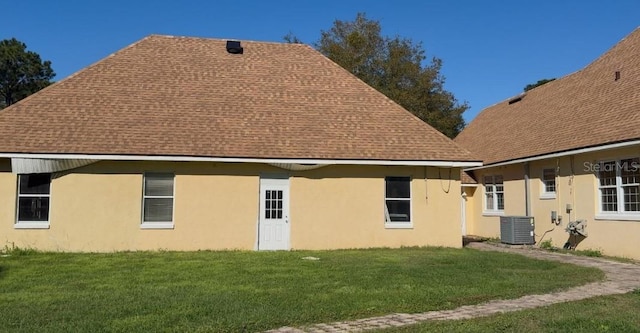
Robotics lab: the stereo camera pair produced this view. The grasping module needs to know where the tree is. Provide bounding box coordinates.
[316,13,467,138]
[283,32,303,44]
[524,78,555,92]
[0,38,55,109]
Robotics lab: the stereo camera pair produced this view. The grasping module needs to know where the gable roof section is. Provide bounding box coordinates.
[461,170,477,185]
[0,35,478,165]
[455,27,640,166]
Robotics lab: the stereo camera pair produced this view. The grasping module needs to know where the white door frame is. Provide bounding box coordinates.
[257,175,290,250]
[461,191,468,236]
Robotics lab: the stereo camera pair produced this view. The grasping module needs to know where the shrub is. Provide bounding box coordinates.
[539,239,554,250]
[577,249,602,257]
[1,243,39,256]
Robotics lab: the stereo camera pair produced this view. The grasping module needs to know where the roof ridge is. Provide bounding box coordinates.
[473,26,640,112]
[456,26,640,164]
[0,35,154,112]
[2,34,315,112]
[0,34,477,162]
[310,45,472,154]
[146,34,310,47]
[580,25,640,69]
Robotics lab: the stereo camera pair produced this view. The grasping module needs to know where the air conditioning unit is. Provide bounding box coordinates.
[500,216,535,245]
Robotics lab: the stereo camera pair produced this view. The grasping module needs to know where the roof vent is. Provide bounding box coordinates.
[226,40,243,54]
[508,93,526,105]
[615,71,620,81]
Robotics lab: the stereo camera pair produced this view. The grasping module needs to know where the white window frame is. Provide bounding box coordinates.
[384,176,413,229]
[596,158,640,221]
[141,173,175,229]
[540,168,557,199]
[483,175,504,216]
[15,174,52,229]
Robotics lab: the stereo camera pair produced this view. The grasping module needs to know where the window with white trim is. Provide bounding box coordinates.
[384,176,411,227]
[484,175,504,212]
[16,174,52,228]
[598,158,640,214]
[142,173,175,228]
[541,168,556,198]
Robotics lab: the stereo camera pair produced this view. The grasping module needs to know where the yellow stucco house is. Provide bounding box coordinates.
[456,27,640,259]
[0,35,480,252]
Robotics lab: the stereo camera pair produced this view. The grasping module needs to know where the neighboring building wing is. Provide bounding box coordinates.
[455,27,640,165]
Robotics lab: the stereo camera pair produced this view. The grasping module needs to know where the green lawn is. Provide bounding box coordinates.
[379,290,640,333]
[0,247,603,332]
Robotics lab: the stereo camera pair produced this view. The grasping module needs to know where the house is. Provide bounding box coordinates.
[456,27,640,259]
[0,35,480,252]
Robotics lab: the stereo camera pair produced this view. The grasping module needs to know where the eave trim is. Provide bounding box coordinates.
[464,139,640,171]
[0,153,482,168]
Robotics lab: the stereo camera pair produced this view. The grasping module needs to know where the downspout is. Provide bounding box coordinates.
[524,162,531,216]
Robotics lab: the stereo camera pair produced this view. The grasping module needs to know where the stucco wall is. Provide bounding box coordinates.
[462,186,477,236]
[0,160,463,252]
[291,165,462,249]
[0,160,16,249]
[3,161,271,251]
[466,164,526,236]
[529,157,573,250]
[467,145,640,260]
[530,147,640,259]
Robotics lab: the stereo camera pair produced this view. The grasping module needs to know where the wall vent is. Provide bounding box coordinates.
[226,40,243,54]
[508,93,526,105]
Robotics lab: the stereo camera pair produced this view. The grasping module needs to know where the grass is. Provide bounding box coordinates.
[379,289,640,332]
[485,238,637,263]
[0,247,604,332]
[537,238,603,257]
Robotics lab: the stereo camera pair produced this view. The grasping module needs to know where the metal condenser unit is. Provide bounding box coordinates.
[500,216,535,245]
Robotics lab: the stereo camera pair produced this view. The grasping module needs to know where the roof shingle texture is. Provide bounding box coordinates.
[461,170,477,184]
[0,35,476,162]
[455,27,640,165]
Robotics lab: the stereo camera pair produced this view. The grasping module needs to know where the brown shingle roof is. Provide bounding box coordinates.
[0,35,477,163]
[455,27,640,165]
[461,170,477,184]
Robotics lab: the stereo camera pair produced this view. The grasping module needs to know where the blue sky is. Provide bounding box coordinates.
[2,1,638,123]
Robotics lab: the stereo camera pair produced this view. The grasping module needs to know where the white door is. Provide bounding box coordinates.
[258,176,290,250]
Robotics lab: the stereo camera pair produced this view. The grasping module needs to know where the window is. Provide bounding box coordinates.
[541,168,556,199]
[142,173,175,228]
[384,176,412,228]
[598,158,640,217]
[265,190,283,219]
[484,175,504,213]
[16,174,52,228]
